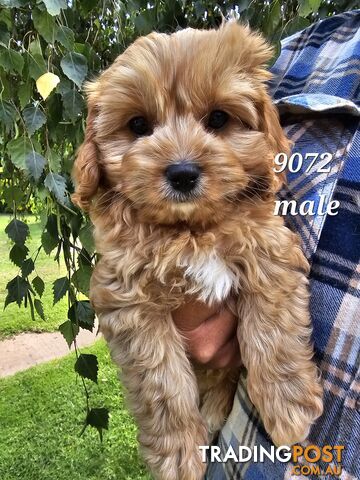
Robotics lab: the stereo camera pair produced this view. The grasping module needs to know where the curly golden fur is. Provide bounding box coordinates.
[72,21,323,480]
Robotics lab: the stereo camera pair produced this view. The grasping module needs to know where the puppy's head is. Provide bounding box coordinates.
[73,22,288,226]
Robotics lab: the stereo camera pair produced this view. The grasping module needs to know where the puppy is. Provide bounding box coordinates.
[72,21,323,480]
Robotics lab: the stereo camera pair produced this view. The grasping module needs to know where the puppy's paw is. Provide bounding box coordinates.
[260,374,323,446]
[141,423,208,480]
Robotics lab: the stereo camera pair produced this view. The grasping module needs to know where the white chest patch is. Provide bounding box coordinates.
[179,252,236,304]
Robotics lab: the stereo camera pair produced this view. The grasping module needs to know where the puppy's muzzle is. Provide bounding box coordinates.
[165,162,201,194]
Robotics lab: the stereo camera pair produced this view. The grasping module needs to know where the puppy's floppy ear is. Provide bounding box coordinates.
[260,96,290,191]
[72,102,100,211]
[219,21,274,81]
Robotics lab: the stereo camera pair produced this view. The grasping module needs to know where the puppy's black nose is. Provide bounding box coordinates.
[165,163,201,193]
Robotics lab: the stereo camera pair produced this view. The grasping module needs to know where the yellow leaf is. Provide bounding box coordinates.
[36,72,60,100]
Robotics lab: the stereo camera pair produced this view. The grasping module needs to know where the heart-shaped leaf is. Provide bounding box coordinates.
[44,172,67,204]
[75,353,98,383]
[33,9,59,43]
[32,276,45,297]
[0,48,23,74]
[23,106,46,136]
[9,244,29,267]
[0,99,17,129]
[34,299,45,320]
[43,0,67,16]
[85,408,109,441]
[7,136,33,170]
[59,320,79,347]
[25,151,46,181]
[5,219,29,245]
[53,276,70,304]
[60,52,87,88]
[5,275,29,308]
[62,89,84,122]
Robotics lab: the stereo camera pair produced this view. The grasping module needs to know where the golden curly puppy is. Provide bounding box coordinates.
[73,21,323,480]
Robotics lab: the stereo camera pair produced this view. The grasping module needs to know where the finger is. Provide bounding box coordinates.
[205,336,241,369]
[172,299,220,331]
[185,307,238,365]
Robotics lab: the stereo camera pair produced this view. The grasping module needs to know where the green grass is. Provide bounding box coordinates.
[0,339,151,480]
[0,214,68,338]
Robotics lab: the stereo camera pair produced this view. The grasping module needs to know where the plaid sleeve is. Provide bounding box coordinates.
[206,10,360,480]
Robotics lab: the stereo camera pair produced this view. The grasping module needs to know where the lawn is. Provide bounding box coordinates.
[0,339,151,480]
[0,214,68,338]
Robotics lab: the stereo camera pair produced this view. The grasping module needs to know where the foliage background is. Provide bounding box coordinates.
[0,0,357,435]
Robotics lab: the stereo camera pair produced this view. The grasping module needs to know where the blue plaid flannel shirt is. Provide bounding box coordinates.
[206,10,360,480]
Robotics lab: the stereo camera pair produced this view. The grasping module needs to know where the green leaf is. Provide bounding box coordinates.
[72,265,92,296]
[0,0,27,6]
[5,275,29,308]
[269,41,281,66]
[79,225,95,255]
[0,48,24,75]
[18,82,32,110]
[299,0,321,17]
[0,66,11,100]
[34,299,45,320]
[74,42,100,71]
[43,0,67,16]
[85,408,109,441]
[32,9,59,44]
[56,77,72,96]
[46,93,63,132]
[60,52,87,88]
[0,22,10,48]
[134,9,156,35]
[32,276,45,297]
[75,353,98,383]
[53,276,69,304]
[77,248,92,268]
[5,219,29,245]
[41,230,59,254]
[68,300,95,331]
[2,186,24,207]
[23,106,46,136]
[193,1,206,16]
[284,17,311,37]
[21,258,34,277]
[7,136,33,170]
[59,320,79,347]
[44,173,67,204]
[70,214,82,239]
[79,0,98,15]
[0,9,11,30]
[27,39,47,80]
[45,213,58,238]
[9,244,29,267]
[25,151,46,181]
[62,89,84,122]
[0,99,16,129]
[265,0,281,37]
[237,0,250,13]
[47,148,61,172]
[56,25,75,50]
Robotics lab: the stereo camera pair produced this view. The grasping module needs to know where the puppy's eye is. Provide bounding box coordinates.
[207,110,229,130]
[128,116,150,136]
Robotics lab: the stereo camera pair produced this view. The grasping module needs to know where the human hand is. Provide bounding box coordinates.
[172,298,241,369]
